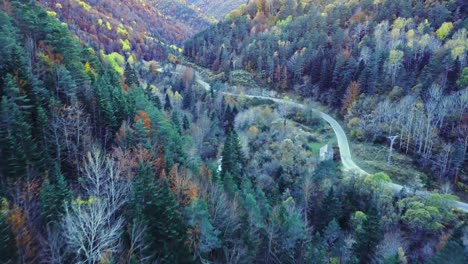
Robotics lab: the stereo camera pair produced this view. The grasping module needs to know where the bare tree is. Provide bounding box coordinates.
[126,221,153,264]
[50,105,93,175]
[40,225,67,264]
[387,136,398,166]
[62,198,123,264]
[62,149,129,264]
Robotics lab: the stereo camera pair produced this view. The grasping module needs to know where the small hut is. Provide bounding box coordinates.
[319,144,334,161]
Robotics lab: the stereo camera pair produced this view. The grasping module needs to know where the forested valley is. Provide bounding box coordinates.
[0,0,467,264]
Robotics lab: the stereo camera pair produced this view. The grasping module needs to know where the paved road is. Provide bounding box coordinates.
[196,75,468,213]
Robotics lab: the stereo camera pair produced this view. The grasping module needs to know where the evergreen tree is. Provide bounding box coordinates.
[182,87,194,110]
[171,111,182,135]
[124,63,140,88]
[428,225,468,264]
[307,233,327,264]
[183,114,190,130]
[316,188,341,233]
[0,74,37,180]
[40,166,72,225]
[223,172,238,195]
[323,219,345,261]
[221,130,244,186]
[353,206,384,263]
[164,93,172,111]
[186,199,221,259]
[154,95,162,110]
[130,164,190,263]
[132,119,150,148]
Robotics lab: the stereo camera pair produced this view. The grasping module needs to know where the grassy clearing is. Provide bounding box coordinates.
[349,141,429,189]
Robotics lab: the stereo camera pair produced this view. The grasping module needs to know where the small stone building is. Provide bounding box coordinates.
[319,144,334,161]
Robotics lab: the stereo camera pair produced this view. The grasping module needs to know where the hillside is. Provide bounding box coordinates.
[0,0,467,264]
[189,0,248,19]
[37,0,215,60]
[185,0,468,193]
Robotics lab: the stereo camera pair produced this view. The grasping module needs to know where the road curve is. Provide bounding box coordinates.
[196,75,468,213]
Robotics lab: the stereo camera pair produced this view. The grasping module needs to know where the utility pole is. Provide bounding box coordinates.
[387,136,398,166]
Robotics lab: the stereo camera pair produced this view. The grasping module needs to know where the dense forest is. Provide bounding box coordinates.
[185,0,468,193]
[37,0,215,60]
[188,0,249,19]
[0,0,467,263]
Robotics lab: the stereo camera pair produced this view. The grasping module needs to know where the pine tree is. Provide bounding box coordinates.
[353,206,384,263]
[132,119,149,147]
[0,74,37,181]
[124,63,140,88]
[164,93,172,112]
[221,172,237,195]
[130,164,190,263]
[183,115,190,130]
[171,111,182,135]
[221,131,244,187]
[186,199,221,259]
[40,166,72,225]
[316,188,341,233]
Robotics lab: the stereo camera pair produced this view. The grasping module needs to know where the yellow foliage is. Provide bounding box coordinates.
[98,18,103,26]
[248,126,259,137]
[55,3,62,9]
[84,61,97,79]
[102,51,125,75]
[120,39,131,51]
[348,117,360,128]
[106,21,112,31]
[168,53,178,64]
[173,91,183,101]
[0,198,9,214]
[393,17,405,30]
[406,29,415,48]
[169,45,183,53]
[436,22,453,40]
[74,196,98,206]
[117,25,129,38]
[451,46,465,60]
[76,0,92,11]
[46,10,57,17]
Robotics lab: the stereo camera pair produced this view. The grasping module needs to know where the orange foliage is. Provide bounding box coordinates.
[134,111,151,131]
[181,67,195,89]
[113,146,156,180]
[167,164,199,205]
[436,232,452,251]
[199,165,212,183]
[8,206,38,263]
[120,75,130,92]
[38,42,64,64]
[352,11,367,23]
[116,121,129,144]
[251,11,267,35]
[1,0,12,14]
[342,81,360,114]
[155,146,166,178]
[38,0,203,61]
[160,169,166,179]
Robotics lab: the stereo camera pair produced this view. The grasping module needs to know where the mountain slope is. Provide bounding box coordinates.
[188,0,248,19]
[37,0,215,60]
[185,0,468,192]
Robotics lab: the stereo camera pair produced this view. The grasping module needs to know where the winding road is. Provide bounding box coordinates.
[196,74,468,213]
